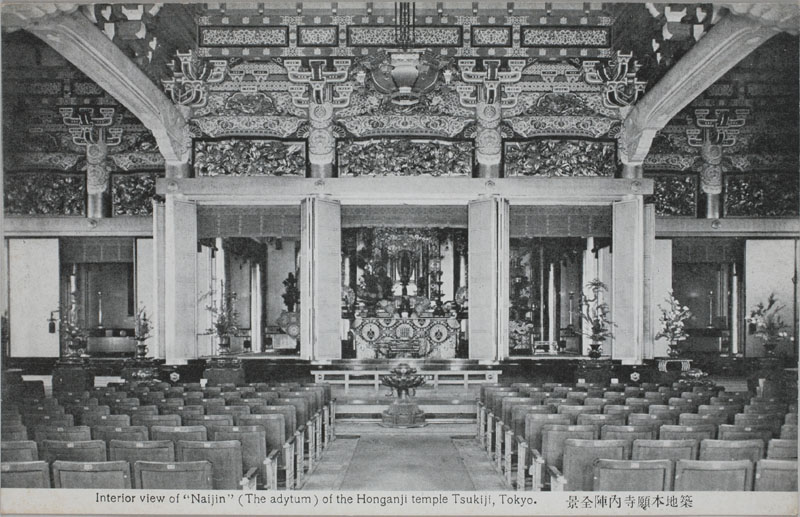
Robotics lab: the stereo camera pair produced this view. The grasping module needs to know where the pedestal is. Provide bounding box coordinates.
[203,356,245,386]
[748,357,784,397]
[121,358,159,382]
[381,399,426,428]
[575,360,613,385]
[52,357,95,394]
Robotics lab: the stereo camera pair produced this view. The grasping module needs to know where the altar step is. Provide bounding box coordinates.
[336,395,477,422]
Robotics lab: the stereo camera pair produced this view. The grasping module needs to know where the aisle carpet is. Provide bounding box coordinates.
[302,424,508,491]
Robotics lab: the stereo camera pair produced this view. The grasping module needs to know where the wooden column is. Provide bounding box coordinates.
[468,197,509,360]
[612,197,645,364]
[8,239,60,357]
[152,202,166,359]
[651,239,673,358]
[300,197,342,360]
[164,196,198,364]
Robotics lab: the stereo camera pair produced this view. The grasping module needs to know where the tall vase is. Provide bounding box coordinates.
[218,335,231,355]
[588,338,603,359]
[134,338,149,360]
[763,339,778,357]
[667,340,681,358]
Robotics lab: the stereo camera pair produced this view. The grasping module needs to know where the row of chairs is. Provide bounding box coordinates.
[476,382,797,491]
[2,379,337,490]
[2,459,214,489]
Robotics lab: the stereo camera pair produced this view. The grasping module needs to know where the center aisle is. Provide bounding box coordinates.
[301,423,509,491]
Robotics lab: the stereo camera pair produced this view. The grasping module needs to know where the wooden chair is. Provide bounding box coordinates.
[251,392,280,403]
[229,398,270,411]
[603,405,637,419]
[1,424,28,441]
[754,459,797,491]
[602,392,626,404]
[734,413,783,436]
[92,425,149,443]
[213,425,276,489]
[81,414,130,428]
[133,460,213,489]
[118,405,159,417]
[1,440,38,462]
[511,405,552,438]
[766,439,797,459]
[40,440,106,462]
[205,405,251,419]
[628,413,675,430]
[22,414,74,429]
[550,439,629,491]
[780,424,797,439]
[600,425,655,447]
[183,414,235,436]
[557,405,601,425]
[625,399,651,413]
[251,405,297,438]
[784,413,797,425]
[565,392,588,403]
[161,406,205,419]
[109,439,175,463]
[500,397,537,425]
[282,389,323,416]
[131,414,182,429]
[51,460,131,488]
[717,424,773,444]
[176,439,252,490]
[674,459,753,491]
[575,413,626,435]
[699,439,764,462]
[678,413,726,429]
[150,425,207,446]
[648,405,682,420]
[659,424,716,441]
[745,403,788,415]
[593,458,673,491]
[644,392,668,404]
[632,439,698,461]
[0,461,51,488]
[523,414,571,452]
[33,425,92,445]
[274,397,309,428]
[540,424,597,474]
[698,404,740,424]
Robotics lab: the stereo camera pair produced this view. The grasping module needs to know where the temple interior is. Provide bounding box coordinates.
[0,1,798,498]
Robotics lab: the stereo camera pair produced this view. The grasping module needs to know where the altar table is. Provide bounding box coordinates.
[351,316,459,359]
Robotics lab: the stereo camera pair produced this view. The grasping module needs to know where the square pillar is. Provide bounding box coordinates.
[300,197,342,360]
[468,197,509,361]
[612,197,645,364]
[164,196,198,364]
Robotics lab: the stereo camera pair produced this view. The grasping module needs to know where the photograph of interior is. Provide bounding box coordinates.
[0,0,797,497]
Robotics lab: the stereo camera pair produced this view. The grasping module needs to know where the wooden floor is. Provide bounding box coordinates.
[300,423,509,491]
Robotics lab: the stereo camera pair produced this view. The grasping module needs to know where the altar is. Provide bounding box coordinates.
[351,316,459,359]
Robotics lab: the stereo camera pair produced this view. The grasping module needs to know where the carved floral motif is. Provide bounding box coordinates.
[194,139,306,176]
[337,139,473,177]
[506,116,619,139]
[112,173,160,216]
[724,174,799,217]
[504,139,616,177]
[339,115,471,138]
[192,116,305,138]
[5,173,85,215]
[646,174,698,216]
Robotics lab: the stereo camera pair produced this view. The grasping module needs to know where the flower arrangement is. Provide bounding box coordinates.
[135,306,152,341]
[205,282,240,339]
[655,292,692,357]
[59,305,88,357]
[747,293,788,355]
[578,279,613,358]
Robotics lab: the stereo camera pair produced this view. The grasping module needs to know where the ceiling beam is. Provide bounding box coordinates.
[9,8,190,167]
[618,10,785,166]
